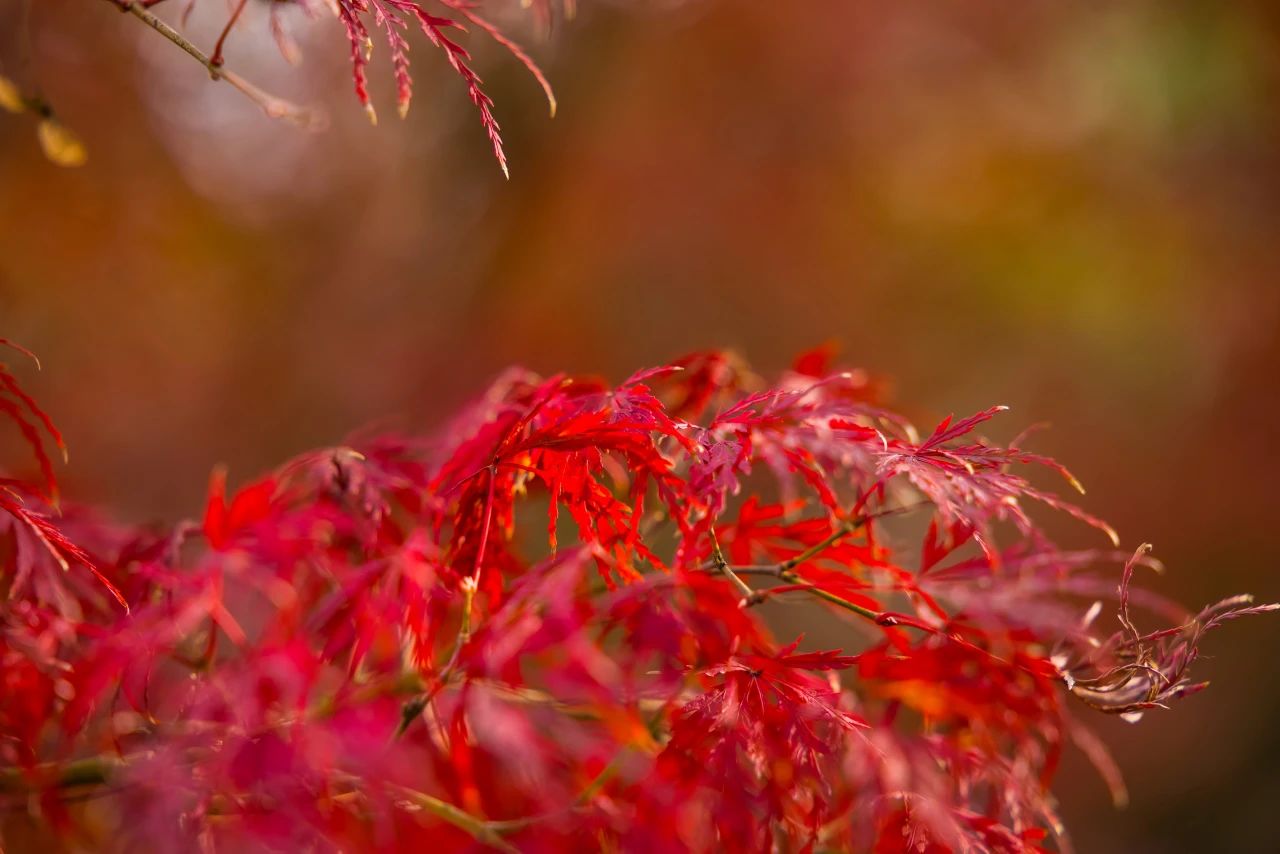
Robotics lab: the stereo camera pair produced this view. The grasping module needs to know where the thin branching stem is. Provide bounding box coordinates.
[107,1,323,127]
[390,785,521,853]
[780,516,864,572]
[210,0,251,67]
[703,511,885,620]
[701,501,937,620]
[707,527,754,601]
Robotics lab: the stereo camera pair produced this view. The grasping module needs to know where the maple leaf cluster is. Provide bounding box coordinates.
[0,343,1274,852]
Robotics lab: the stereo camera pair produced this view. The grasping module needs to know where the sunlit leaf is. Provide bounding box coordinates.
[0,74,25,114]
[36,118,87,167]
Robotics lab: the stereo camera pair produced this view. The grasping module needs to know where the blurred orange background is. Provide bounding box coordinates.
[2,0,1278,849]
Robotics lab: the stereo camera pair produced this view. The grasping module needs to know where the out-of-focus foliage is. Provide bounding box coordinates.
[0,73,86,167]
[1,346,1272,850]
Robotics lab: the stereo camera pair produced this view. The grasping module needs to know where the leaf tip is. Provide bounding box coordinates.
[0,74,24,113]
[37,119,88,168]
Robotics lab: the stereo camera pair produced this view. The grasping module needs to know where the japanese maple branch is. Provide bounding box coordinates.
[707,527,754,600]
[106,0,322,127]
[387,753,621,851]
[388,784,521,853]
[704,502,929,621]
[780,517,865,573]
[702,516,877,619]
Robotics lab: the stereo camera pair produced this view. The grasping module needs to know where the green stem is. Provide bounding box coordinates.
[0,755,122,792]
[780,515,864,572]
[708,527,754,600]
[391,786,520,853]
[706,513,881,620]
[772,566,880,620]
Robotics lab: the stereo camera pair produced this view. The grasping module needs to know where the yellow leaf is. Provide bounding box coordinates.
[36,119,87,167]
[0,75,25,114]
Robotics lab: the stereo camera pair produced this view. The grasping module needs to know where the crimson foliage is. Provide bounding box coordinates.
[0,344,1274,852]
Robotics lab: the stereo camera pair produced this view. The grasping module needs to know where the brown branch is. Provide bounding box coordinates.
[704,513,883,621]
[745,564,881,620]
[108,1,325,129]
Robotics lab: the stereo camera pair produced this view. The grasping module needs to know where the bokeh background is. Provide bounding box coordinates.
[2,0,1278,850]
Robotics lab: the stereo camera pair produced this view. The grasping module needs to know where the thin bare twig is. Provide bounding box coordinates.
[708,527,754,601]
[108,0,325,128]
[699,501,940,621]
